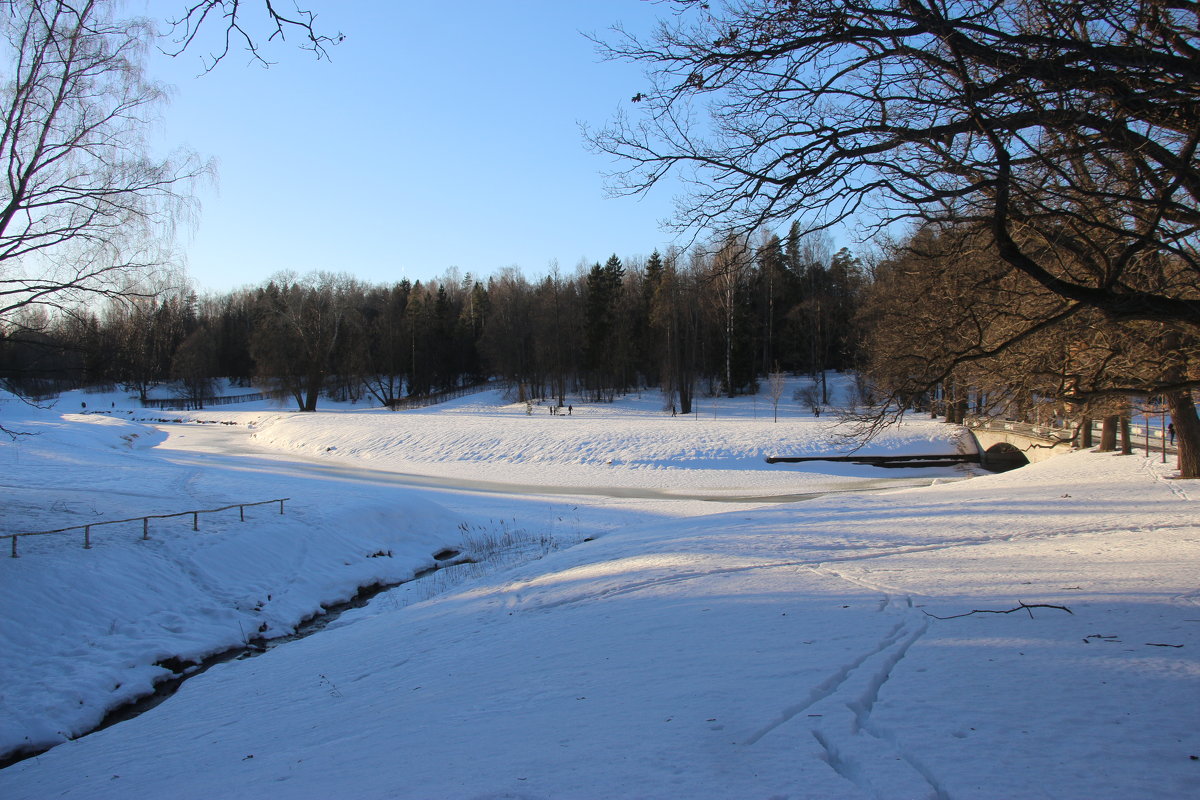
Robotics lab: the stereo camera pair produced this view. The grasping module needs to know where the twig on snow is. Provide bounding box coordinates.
[922,602,1073,620]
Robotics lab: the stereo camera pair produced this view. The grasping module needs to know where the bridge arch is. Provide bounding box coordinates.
[980,441,1030,472]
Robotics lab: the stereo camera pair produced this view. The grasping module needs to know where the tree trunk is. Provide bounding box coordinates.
[1098,415,1118,452]
[724,292,734,398]
[1119,415,1133,455]
[946,382,967,424]
[1079,417,1093,448]
[955,397,969,426]
[679,379,693,415]
[1160,332,1199,478]
[1166,391,1200,479]
[302,371,322,411]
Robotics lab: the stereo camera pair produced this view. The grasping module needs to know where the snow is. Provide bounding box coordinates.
[1,378,1197,798]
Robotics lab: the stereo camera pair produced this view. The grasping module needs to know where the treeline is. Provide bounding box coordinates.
[0,227,865,412]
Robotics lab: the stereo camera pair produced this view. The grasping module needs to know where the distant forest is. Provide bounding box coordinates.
[0,226,865,414]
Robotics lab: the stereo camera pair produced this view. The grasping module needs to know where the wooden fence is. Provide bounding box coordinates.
[8,498,290,558]
[140,392,280,410]
[384,382,492,411]
[142,382,493,412]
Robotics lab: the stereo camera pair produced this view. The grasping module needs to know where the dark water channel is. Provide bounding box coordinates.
[0,548,471,769]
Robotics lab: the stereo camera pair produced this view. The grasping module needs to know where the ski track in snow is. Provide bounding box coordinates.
[505,534,959,797]
[504,562,797,614]
[504,546,950,797]
[809,515,1197,571]
[742,596,943,799]
[1139,454,1194,503]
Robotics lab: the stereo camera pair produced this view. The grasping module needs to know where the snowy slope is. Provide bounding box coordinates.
[242,390,970,492]
[0,395,470,758]
[1,384,1196,798]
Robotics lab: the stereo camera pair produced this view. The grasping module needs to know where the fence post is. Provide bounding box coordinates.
[279,499,285,514]
[84,525,91,549]
[143,517,150,540]
[192,512,199,531]
[240,505,245,522]
[10,535,17,558]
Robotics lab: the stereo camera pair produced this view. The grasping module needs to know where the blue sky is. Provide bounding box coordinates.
[145,1,685,293]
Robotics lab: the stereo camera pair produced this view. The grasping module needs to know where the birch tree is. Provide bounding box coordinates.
[0,0,205,331]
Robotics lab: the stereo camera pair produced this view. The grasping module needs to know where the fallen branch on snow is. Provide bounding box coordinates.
[923,602,1073,620]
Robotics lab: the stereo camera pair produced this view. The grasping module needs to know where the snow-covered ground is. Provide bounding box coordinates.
[1,378,1196,799]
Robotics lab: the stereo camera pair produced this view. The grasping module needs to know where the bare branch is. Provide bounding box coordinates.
[923,602,1074,620]
[589,0,1200,330]
[161,1,342,71]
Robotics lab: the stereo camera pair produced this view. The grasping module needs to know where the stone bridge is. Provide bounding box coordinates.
[963,419,1077,471]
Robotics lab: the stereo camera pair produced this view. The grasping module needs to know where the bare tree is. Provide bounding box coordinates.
[357,281,412,407]
[249,271,359,411]
[649,248,698,414]
[591,1,1199,330]
[105,283,196,401]
[861,222,1200,475]
[707,235,754,397]
[793,379,820,415]
[767,369,786,423]
[171,324,217,407]
[0,0,205,330]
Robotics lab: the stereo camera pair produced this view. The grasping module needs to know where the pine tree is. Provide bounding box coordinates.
[583,255,626,400]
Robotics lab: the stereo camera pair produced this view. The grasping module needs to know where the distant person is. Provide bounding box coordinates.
[568,405,573,416]
[1169,422,1176,445]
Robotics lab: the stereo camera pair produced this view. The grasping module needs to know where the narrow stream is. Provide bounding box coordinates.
[0,548,472,769]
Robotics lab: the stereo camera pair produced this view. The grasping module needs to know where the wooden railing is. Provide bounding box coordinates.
[7,498,290,558]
